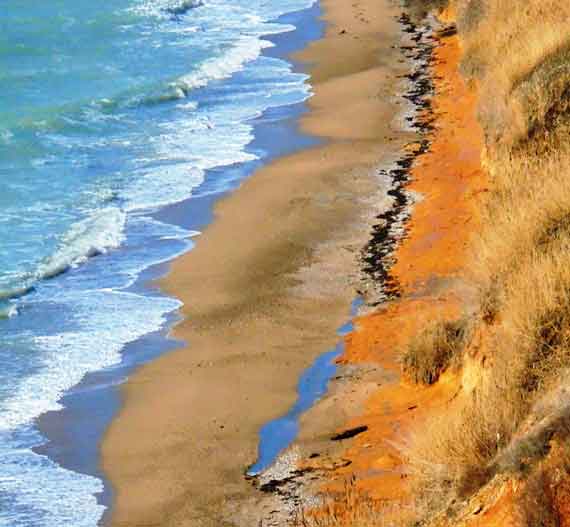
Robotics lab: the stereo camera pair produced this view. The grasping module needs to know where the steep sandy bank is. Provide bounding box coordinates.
[282,17,488,524]
[101,0,414,525]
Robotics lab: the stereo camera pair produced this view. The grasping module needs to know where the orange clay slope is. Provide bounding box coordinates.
[316,25,487,515]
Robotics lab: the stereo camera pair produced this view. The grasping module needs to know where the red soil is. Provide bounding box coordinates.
[316,30,488,519]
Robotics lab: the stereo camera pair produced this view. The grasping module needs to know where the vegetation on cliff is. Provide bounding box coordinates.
[403,0,570,524]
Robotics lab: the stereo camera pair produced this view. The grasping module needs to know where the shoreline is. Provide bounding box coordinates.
[34,6,323,525]
[101,0,415,524]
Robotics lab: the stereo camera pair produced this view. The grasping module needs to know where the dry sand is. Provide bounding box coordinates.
[101,0,413,525]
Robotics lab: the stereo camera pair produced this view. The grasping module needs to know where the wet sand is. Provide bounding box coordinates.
[101,0,412,525]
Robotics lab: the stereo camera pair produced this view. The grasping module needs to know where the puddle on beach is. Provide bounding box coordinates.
[247,296,364,476]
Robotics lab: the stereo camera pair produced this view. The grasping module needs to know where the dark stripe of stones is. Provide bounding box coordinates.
[359,12,438,306]
[246,13,452,527]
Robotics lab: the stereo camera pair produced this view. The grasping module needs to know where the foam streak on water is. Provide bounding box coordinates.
[0,0,317,524]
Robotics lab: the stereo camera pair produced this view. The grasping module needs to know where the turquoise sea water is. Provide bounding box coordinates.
[0,1,315,524]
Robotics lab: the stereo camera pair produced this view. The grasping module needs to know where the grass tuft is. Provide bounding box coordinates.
[402,318,469,385]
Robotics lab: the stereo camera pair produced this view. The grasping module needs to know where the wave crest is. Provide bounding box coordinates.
[164,0,204,16]
[171,36,271,94]
[0,208,127,308]
[36,208,126,281]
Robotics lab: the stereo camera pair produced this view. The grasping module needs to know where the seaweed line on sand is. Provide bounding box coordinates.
[244,12,444,526]
[359,11,438,306]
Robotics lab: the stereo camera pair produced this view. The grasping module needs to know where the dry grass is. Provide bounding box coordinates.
[515,468,559,527]
[455,0,570,144]
[404,360,522,514]
[456,0,485,35]
[406,121,570,524]
[401,0,570,521]
[402,318,469,385]
[404,0,449,21]
[472,133,570,326]
[294,477,413,527]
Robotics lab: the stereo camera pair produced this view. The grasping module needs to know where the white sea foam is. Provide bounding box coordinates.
[0,304,18,319]
[173,36,273,94]
[130,215,200,241]
[137,37,277,106]
[0,286,181,527]
[35,208,126,281]
[0,289,181,431]
[130,0,210,19]
[0,284,34,301]
[0,437,105,527]
[164,0,204,15]
[124,164,206,211]
[0,129,14,145]
[0,208,125,306]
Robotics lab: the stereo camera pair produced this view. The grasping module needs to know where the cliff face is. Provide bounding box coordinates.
[406,2,570,524]
[295,1,570,525]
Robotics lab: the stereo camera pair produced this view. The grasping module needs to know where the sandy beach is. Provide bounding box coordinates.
[102,0,413,525]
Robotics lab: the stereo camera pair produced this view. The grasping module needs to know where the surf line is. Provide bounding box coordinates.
[246,296,363,476]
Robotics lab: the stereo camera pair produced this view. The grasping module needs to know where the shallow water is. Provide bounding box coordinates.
[0,0,319,524]
[247,297,364,476]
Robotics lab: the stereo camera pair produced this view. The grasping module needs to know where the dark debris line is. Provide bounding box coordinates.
[360,13,437,305]
[250,13,448,527]
[330,425,369,441]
